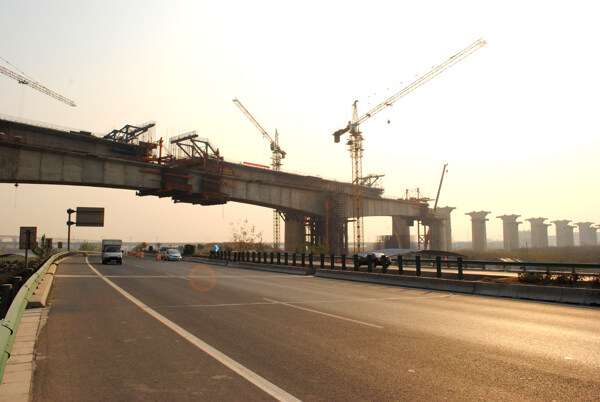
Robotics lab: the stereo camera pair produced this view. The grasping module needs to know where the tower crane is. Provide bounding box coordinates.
[332,38,486,253]
[233,98,286,250]
[0,62,76,107]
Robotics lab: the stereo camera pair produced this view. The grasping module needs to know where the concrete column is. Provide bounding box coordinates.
[392,216,411,249]
[433,207,455,251]
[526,218,550,248]
[466,211,490,253]
[497,214,521,251]
[552,220,575,247]
[284,218,305,253]
[575,222,597,246]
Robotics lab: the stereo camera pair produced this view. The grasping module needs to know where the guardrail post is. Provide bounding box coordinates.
[268,252,272,264]
[382,258,388,274]
[457,257,463,280]
[233,252,237,262]
[320,254,325,268]
[436,256,442,278]
[276,252,281,265]
[330,254,335,270]
[0,284,12,318]
[367,254,373,272]
[416,256,421,276]
[301,253,305,267]
[341,254,346,270]
[252,252,256,263]
[284,252,288,265]
[25,268,34,280]
[292,253,296,266]
[309,254,313,268]
[11,276,23,300]
[398,256,403,275]
[353,254,358,271]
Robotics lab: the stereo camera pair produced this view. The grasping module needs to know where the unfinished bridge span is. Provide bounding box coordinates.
[0,116,453,254]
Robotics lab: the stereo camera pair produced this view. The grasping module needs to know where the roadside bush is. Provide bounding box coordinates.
[518,272,589,287]
[552,274,572,286]
[518,272,547,284]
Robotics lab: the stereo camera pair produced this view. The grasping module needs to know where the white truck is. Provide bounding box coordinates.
[101,239,123,265]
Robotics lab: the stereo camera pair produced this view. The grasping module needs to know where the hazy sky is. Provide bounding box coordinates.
[1,0,599,246]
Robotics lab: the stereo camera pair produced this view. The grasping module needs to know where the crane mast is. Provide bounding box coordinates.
[423,163,448,249]
[233,98,286,250]
[333,39,486,253]
[0,64,76,107]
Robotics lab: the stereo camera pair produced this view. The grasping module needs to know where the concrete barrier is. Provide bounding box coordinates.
[314,268,599,306]
[187,257,600,306]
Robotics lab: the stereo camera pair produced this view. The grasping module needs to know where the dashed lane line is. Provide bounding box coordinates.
[263,298,385,329]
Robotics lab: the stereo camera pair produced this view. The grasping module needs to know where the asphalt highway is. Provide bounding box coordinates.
[31,254,600,401]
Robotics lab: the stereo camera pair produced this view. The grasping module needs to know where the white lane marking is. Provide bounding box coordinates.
[263,298,384,329]
[85,258,301,402]
[166,273,187,280]
[135,264,144,268]
[56,275,177,278]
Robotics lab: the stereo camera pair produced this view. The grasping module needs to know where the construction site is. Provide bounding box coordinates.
[2,37,598,255]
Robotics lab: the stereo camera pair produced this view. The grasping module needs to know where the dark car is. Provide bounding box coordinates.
[356,252,391,268]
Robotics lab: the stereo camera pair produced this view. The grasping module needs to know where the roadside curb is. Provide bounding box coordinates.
[27,263,57,309]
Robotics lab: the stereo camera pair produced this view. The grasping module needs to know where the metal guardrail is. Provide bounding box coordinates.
[0,251,73,382]
[207,251,600,278]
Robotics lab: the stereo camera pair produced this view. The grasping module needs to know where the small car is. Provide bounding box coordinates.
[356,252,391,268]
[162,248,182,261]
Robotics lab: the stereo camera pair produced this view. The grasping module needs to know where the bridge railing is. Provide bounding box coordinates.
[207,251,600,282]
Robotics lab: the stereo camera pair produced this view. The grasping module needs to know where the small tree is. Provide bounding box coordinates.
[306,240,330,255]
[33,234,52,259]
[79,241,101,252]
[231,219,263,252]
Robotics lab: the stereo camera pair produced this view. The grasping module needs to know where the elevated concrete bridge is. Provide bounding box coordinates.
[0,116,453,253]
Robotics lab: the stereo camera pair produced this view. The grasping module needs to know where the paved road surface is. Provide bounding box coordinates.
[31,255,600,400]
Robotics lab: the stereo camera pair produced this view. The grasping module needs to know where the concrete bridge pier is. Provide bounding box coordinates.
[526,218,550,248]
[575,222,597,246]
[284,217,305,253]
[392,217,412,249]
[431,207,455,251]
[498,214,521,251]
[466,211,490,253]
[552,220,575,247]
